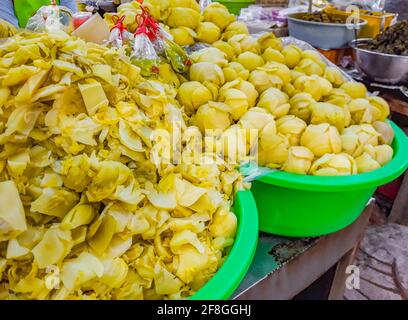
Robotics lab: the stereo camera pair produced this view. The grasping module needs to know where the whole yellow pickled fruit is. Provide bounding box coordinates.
[348,98,375,124]
[191,102,231,132]
[310,153,357,176]
[340,82,367,99]
[363,144,394,166]
[349,97,390,124]
[195,22,221,44]
[295,58,325,76]
[222,21,249,41]
[367,96,390,122]
[282,146,314,175]
[203,3,236,30]
[289,93,316,122]
[281,45,303,68]
[169,0,200,11]
[348,144,391,173]
[248,69,276,93]
[239,107,275,131]
[257,87,290,118]
[212,40,236,61]
[301,50,326,68]
[259,131,290,168]
[228,34,260,55]
[355,152,381,173]
[177,81,213,115]
[257,32,283,52]
[300,123,342,157]
[220,79,258,107]
[191,47,228,67]
[220,124,248,163]
[223,62,249,82]
[341,124,379,157]
[373,121,394,145]
[324,67,346,87]
[167,7,201,29]
[294,75,333,101]
[276,115,307,146]
[262,61,291,84]
[236,52,265,71]
[170,27,196,46]
[190,62,225,87]
[262,48,285,64]
[115,4,143,31]
[283,83,297,97]
[291,70,305,81]
[324,88,352,107]
[310,102,351,131]
[218,87,249,121]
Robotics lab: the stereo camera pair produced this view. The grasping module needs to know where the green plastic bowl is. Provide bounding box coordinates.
[191,190,258,299]
[252,121,408,237]
[216,0,255,15]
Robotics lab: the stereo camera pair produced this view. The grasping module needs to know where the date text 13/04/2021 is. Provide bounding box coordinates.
[156,304,252,317]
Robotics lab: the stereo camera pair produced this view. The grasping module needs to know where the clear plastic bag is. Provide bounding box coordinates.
[163,37,191,74]
[107,15,134,48]
[26,5,73,33]
[130,31,161,77]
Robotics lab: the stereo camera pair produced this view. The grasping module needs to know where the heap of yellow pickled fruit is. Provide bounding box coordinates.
[113,0,395,176]
[0,30,245,300]
[182,34,395,175]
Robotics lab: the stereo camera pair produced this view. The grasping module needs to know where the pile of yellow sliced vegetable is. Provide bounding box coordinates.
[0,29,244,300]
[0,0,396,300]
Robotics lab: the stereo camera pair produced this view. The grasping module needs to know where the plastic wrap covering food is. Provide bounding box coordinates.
[239,6,287,27]
[288,0,329,8]
[26,4,73,33]
[329,0,386,11]
[0,31,245,300]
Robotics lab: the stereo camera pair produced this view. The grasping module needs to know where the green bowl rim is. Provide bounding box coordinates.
[256,121,408,192]
[190,190,258,300]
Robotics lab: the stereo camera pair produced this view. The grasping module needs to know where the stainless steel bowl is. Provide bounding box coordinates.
[350,38,408,85]
[287,13,367,50]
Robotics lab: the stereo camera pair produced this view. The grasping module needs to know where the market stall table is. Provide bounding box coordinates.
[233,203,374,300]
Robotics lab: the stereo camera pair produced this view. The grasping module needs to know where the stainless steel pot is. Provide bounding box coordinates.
[350,38,408,85]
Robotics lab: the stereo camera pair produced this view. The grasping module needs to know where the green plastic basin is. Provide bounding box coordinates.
[252,121,408,237]
[216,0,255,15]
[191,190,258,300]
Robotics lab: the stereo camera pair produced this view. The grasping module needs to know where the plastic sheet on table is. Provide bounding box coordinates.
[240,161,276,183]
[26,5,73,33]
